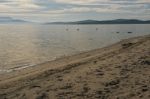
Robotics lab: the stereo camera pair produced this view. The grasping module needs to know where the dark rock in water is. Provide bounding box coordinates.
[116,32,120,33]
[128,32,132,33]
[122,43,133,48]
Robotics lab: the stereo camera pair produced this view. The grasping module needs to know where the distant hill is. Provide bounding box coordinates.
[0,17,30,23]
[46,19,150,24]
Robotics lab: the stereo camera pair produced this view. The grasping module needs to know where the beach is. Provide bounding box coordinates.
[0,35,150,99]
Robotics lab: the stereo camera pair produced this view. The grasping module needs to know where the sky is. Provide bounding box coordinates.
[0,0,150,22]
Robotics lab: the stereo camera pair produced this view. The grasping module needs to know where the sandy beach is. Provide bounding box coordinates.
[0,35,150,99]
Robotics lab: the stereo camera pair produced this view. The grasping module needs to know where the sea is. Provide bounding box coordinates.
[0,24,150,73]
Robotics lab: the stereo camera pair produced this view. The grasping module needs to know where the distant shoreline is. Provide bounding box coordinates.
[45,19,150,25]
[45,23,150,25]
[0,17,150,24]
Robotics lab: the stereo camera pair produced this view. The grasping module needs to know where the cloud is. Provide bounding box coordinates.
[54,0,100,4]
[0,0,149,22]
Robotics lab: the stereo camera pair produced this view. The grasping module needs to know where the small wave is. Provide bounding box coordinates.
[0,64,34,74]
[0,57,59,74]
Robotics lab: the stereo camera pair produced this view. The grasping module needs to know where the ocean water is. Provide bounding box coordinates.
[0,24,150,73]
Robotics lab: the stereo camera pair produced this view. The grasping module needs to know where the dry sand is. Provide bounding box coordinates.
[0,35,150,99]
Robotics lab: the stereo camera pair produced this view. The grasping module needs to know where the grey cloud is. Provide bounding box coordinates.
[0,0,149,22]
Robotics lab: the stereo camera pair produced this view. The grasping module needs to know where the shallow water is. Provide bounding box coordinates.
[0,24,150,73]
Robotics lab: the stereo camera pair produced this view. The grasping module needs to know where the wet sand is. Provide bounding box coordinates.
[0,35,150,99]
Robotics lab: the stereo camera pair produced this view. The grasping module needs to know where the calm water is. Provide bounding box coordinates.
[0,24,150,73]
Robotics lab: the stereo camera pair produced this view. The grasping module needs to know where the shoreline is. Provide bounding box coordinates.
[0,35,146,79]
[0,35,150,99]
[0,35,147,74]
